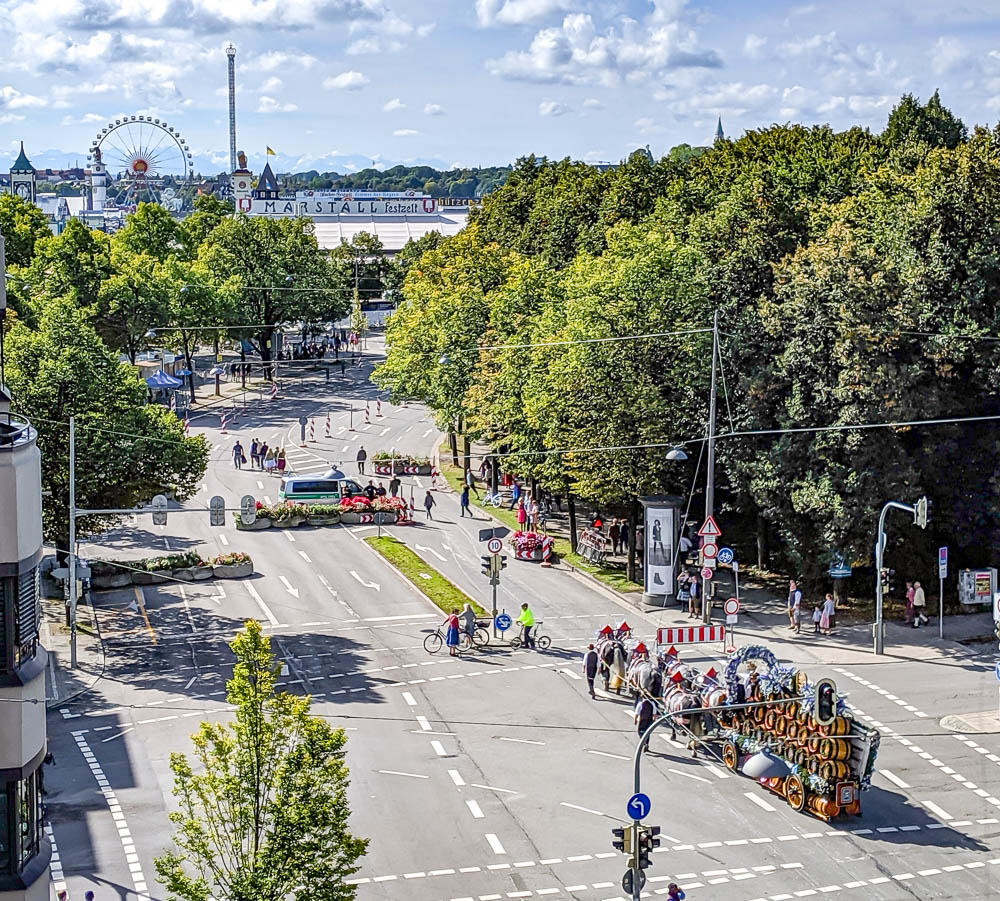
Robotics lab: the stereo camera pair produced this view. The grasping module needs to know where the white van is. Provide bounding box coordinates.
[278,476,363,505]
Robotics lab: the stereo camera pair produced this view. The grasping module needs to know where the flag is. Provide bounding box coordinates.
[266,146,276,156]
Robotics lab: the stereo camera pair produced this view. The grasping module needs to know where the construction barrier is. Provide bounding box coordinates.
[657,625,726,646]
[325,413,331,437]
[541,535,554,567]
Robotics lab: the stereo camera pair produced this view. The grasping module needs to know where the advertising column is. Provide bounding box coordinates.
[640,496,682,608]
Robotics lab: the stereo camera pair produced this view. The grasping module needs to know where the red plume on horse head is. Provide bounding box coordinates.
[600,625,613,635]
[670,670,685,683]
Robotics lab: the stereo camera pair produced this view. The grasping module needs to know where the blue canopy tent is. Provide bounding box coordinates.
[145,371,183,389]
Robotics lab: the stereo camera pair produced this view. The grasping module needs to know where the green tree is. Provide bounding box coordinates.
[883,90,967,152]
[3,296,207,557]
[382,231,444,304]
[114,202,183,261]
[180,194,234,257]
[155,620,367,901]
[95,244,170,363]
[0,193,50,266]
[24,218,113,309]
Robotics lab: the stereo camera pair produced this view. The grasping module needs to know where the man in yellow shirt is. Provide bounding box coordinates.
[517,602,536,649]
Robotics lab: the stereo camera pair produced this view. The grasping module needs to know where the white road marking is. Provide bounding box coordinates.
[218,533,229,546]
[342,445,350,452]
[402,692,417,706]
[587,750,629,760]
[705,763,731,779]
[378,770,428,779]
[380,427,390,436]
[245,582,279,625]
[257,480,264,489]
[449,769,466,786]
[881,769,911,789]
[471,783,517,795]
[178,583,194,631]
[923,800,953,821]
[416,715,432,731]
[669,768,711,783]
[744,792,777,812]
[416,543,447,562]
[298,551,312,563]
[263,495,273,505]
[466,800,485,819]
[499,736,545,745]
[431,740,447,756]
[485,834,506,855]
[279,576,300,598]
[184,676,197,689]
[101,726,134,743]
[283,530,296,542]
[561,669,582,680]
[350,570,381,591]
[364,613,436,621]
[423,429,432,437]
[561,802,606,817]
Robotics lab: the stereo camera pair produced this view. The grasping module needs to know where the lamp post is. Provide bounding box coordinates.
[702,310,720,624]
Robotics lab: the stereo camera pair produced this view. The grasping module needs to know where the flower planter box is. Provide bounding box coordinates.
[340,511,375,524]
[373,511,395,524]
[172,567,198,581]
[92,572,132,590]
[372,461,433,476]
[513,548,544,561]
[133,570,170,585]
[213,562,254,579]
[305,513,341,526]
[273,516,306,528]
[236,517,272,531]
[192,566,215,581]
[373,462,394,476]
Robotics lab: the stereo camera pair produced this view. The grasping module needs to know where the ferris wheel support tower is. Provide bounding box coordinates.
[227,44,237,175]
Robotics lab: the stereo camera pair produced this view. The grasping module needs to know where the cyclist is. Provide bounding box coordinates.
[517,602,536,649]
[460,603,477,639]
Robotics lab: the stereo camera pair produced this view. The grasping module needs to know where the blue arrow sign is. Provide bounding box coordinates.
[495,613,513,632]
[994,661,1000,683]
[627,792,651,821]
[717,547,734,565]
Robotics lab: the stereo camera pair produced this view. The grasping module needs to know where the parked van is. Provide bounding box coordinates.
[278,476,363,504]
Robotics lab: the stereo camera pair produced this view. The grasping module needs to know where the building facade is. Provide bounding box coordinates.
[8,146,36,205]
[0,233,49,901]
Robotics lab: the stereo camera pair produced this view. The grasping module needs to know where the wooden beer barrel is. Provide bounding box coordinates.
[819,717,850,736]
[820,738,852,761]
[820,760,851,781]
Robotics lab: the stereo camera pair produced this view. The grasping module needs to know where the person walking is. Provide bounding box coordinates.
[465,467,480,499]
[821,592,835,634]
[460,602,476,639]
[508,479,521,510]
[460,485,472,517]
[443,608,461,656]
[687,572,700,618]
[389,475,401,497]
[276,447,286,473]
[635,694,655,752]
[250,437,260,469]
[263,446,276,475]
[609,519,621,555]
[376,482,387,497]
[620,519,630,554]
[666,884,686,901]
[364,481,377,501]
[912,581,928,627]
[232,440,245,470]
[356,445,367,475]
[812,604,822,634]
[424,489,436,520]
[584,643,599,699]
[905,580,915,625]
[517,602,536,649]
[787,580,802,631]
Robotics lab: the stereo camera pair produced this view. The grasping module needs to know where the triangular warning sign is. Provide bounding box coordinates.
[698,515,722,538]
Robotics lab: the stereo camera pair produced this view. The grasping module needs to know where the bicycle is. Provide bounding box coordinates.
[423,627,472,654]
[471,619,491,647]
[482,490,505,508]
[509,621,551,650]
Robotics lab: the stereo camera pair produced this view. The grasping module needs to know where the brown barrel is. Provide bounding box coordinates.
[764,710,777,730]
[807,795,841,820]
[774,716,788,736]
[819,717,850,736]
[786,701,800,720]
[820,760,851,781]
[786,721,799,742]
[806,755,821,774]
[820,738,852,761]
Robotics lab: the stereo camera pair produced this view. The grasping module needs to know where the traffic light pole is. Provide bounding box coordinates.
[68,416,77,668]
[874,499,924,656]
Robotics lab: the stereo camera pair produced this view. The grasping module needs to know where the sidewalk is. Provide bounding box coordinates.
[41,595,105,712]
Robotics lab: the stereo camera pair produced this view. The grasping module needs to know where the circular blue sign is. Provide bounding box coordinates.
[495,613,513,632]
[995,661,1000,683]
[717,547,734,565]
[627,792,652,821]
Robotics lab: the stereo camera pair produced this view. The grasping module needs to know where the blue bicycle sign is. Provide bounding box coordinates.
[717,546,735,565]
[626,792,651,820]
[495,613,513,632]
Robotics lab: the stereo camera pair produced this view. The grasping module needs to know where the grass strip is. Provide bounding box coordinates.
[365,536,488,617]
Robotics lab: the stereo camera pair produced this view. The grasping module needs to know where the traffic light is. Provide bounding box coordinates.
[880,567,895,595]
[481,555,492,576]
[814,678,838,726]
[499,555,507,571]
[914,496,929,529]
[634,825,660,870]
[611,826,632,854]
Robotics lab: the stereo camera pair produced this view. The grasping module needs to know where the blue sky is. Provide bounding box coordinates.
[1,0,999,175]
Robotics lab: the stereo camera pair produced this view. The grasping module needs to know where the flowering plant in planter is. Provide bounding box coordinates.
[338,496,373,512]
[372,496,407,512]
[510,531,544,553]
[212,552,252,566]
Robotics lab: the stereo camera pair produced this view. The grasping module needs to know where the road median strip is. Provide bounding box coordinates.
[364,536,488,617]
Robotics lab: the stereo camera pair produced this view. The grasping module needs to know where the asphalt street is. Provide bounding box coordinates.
[43,338,1000,901]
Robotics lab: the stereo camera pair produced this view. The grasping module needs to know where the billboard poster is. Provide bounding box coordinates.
[644,504,676,596]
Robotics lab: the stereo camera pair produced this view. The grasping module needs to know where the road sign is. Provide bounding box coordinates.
[717,546,734,565]
[701,555,717,569]
[995,661,1000,683]
[939,547,948,580]
[627,792,651,820]
[495,613,512,632]
[701,566,714,580]
[726,613,738,624]
[732,560,739,573]
[698,515,722,538]
[622,869,646,894]
[702,542,718,560]
[240,494,257,525]
[487,537,503,554]
[479,526,511,542]
[724,597,740,616]
[210,495,225,527]
[151,494,168,526]
[298,416,308,425]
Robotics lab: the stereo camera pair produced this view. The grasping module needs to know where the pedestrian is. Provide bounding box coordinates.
[508,478,521,510]
[276,447,286,473]
[250,437,260,469]
[389,475,401,497]
[356,445,367,474]
[667,884,686,901]
[609,519,621,555]
[787,580,802,631]
[517,498,527,530]
[376,482,387,497]
[905,580,915,624]
[263,446,276,475]
[620,520,630,553]
[679,531,693,562]
[635,693,655,751]
[812,604,822,634]
[232,440,245,470]
[912,580,928,627]
[821,592,835,634]
[465,467,480,499]
[57,893,67,901]
[526,495,538,530]
[364,481,377,501]
[584,643,599,699]
[517,602,536,648]
[460,485,471,517]
[85,893,95,901]
[688,572,700,618]
[443,608,461,656]
[460,602,476,639]
[424,489,436,520]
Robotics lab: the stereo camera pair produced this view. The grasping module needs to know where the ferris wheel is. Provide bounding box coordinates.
[88,115,194,210]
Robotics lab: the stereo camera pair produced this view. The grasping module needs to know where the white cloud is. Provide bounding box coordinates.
[247,51,319,72]
[258,95,297,113]
[538,98,570,116]
[931,36,969,75]
[0,113,25,124]
[486,11,722,86]
[0,86,46,109]
[323,70,370,90]
[423,102,445,115]
[347,36,404,54]
[634,116,664,134]
[744,34,767,59]
[393,128,420,136]
[383,97,406,111]
[260,77,283,94]
[582,97,603,109]
[476,0,572,27]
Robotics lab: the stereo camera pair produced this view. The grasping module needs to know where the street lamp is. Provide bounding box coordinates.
[665,446,688,461]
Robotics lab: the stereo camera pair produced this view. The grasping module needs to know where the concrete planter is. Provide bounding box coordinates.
[92,572,132,590]
[172,567,198,581]
[305,513,341,526]
[132,570,170,585]
[340,511,367,524]
[373,511,396,524]
[236,517,272,531]
[373,461,433,476]
[273,516,306,528]
[192,566,215,581]
[213,562,254,579]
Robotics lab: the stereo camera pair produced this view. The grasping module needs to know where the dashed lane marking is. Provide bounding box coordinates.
[45,824,67,896]
[472,783,517,795]
[744,792,777,812]
[880,769,910,789]
[377,770,428,779]
[244,582,279,626]
[299,551,312,563]
[499,736,545,745]
[403,691,417,706]
[587,750,629,760]
[485,834,507,855]
[466,800,485,819]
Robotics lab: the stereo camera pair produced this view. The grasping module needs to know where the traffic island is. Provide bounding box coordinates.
[89,552,254,587]
[364,536,487,616]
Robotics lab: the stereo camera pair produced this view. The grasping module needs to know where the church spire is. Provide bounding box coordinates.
[715,116,725,142]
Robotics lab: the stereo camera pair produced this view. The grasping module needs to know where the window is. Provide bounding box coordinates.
[317,481,342,495]
[0,566,39,674]
[0,770,42,877]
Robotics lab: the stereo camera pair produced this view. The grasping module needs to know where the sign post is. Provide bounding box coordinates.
[698,516,722,622]
[938,546,948,640]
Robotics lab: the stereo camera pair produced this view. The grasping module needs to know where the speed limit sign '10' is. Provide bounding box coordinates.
[487,537,503,554]
[724,597,740,616]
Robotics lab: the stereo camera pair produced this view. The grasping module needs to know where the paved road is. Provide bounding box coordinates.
[43,339,1000,900]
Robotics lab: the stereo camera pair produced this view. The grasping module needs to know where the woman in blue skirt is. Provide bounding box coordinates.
[444,608,461,656]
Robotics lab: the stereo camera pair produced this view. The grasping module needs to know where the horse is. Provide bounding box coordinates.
[663,683,705,756]
[597,637,627,693]
[627,658,664,699]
